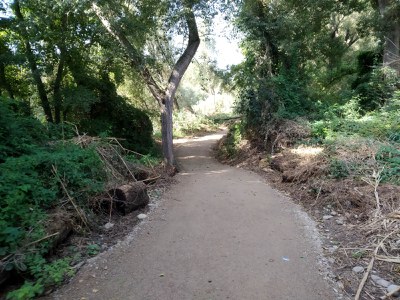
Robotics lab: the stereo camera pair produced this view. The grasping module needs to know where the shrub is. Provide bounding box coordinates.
[376,145,400,184]
[79,99,153,154]
[219,122,244,158]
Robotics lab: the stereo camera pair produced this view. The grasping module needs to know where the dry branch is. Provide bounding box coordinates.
[52,165,88,227]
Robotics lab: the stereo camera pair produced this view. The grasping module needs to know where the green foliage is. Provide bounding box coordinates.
[0,143,105,270]
[0,104,108,297]
[80,98,153,154]
[329,159,350,179]
[354,66,399,111]
[219,122,244,158]
[126,153,162,168]
[376,145,400,184]
[6,281,44,300]
[6,257,74,300]
[86,244,101,256]
[0,98,47,161]
[173,110,217,137]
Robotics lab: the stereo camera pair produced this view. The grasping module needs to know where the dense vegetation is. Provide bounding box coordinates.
[2,0,400,298]
[0,0,231,298]
[228,0,400,183]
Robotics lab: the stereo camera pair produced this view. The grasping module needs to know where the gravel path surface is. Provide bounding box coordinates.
[49,133,336,300]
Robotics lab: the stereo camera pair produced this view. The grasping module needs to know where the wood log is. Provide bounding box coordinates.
[109,182,149,215]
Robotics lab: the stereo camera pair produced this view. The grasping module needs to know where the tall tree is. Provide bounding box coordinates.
[93,0,200,168]
[12,0,54,122]
[377,0,400,73]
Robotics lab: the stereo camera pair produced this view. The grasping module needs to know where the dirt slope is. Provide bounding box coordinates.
[48,133,337,300]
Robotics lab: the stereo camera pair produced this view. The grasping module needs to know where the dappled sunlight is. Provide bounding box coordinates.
[204,169,230,175]
[179,155,209,160]
[174,133,225,145]
[290,146,324,157]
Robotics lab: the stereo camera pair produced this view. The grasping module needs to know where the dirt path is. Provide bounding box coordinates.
[50,133,337,300]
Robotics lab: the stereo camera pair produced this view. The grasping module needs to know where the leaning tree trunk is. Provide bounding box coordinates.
[13,0,54,122]
[161,95,174,166]
[93,1,200,168]
[378,0,400,73]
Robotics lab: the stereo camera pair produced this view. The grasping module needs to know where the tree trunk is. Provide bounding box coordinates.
[161,95,174,166]
[53,14,67,124]
[0,62,14,99]
[378,0,400,73]
[13,0,53,122]
[53,55,65,124]
[93,1,200,168]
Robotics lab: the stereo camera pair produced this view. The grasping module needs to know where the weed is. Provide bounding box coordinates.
[86,244,101,256]
[329,159,350,179]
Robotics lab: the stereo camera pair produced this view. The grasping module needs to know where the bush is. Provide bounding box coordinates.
[376,145,400,184]
[219,122,244,158]
[79,100,153,154]
[0,143,105,285]
[0,101,108,297]
[0,99,48,162]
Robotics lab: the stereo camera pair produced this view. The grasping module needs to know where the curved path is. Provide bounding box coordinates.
[51,133,336,300]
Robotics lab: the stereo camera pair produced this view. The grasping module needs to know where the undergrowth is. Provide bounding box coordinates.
[309,95,400,184]
[0,99,158,298]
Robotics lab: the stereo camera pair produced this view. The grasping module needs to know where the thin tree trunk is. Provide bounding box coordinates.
[0,62,14,99]
[53,55,65,124]
[93,1,200,168]
[13,0,53,122]
[53,14,67,124]
[378,0,400,73]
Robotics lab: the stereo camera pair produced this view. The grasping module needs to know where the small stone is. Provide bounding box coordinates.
[323,215,333,220]
[371,275,381,282]
[104,222,114,230]
[336,218,345,225]
[328,246,338,253]
[137,214,147,220]
[387,284,400,296]
[377,279,391,288]
[353,266,364,274]
[331,211,338,216]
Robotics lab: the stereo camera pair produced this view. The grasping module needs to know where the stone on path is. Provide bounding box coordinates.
[137,214,147,220]
[352,266,364,274]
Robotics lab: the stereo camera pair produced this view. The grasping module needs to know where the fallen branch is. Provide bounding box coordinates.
[52,165,88,227]
[376,255,400,264]
[355,233,394,300]
[362,167,384,218]
[24,232,60,248]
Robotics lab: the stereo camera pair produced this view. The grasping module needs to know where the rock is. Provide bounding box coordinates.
[336,218,345,225]
[137,214,147,220]
[328,246,338,253]
[377,279,391,288]
[104,222,114,230]
[352,266,364,274]
[372,275,393,288]
[323,215,333,220]
[371,275,381,282]
[331,211,338,216]
[387,284,400,296]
